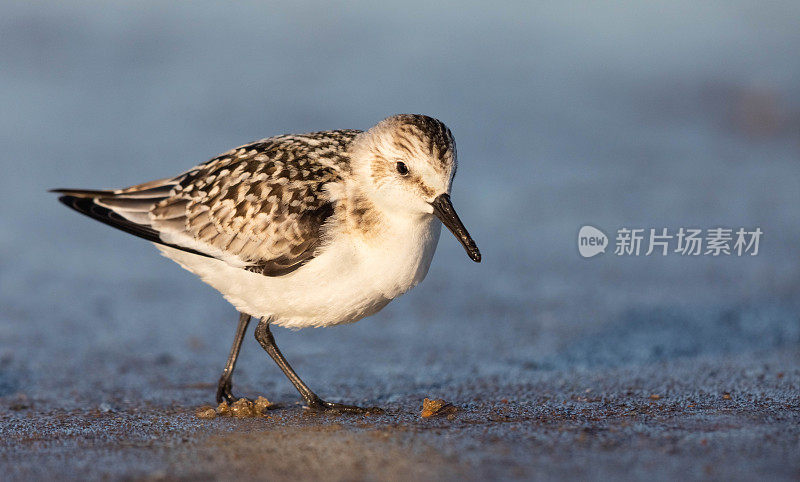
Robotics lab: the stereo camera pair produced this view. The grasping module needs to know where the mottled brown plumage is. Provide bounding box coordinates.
[151,130,361,274]
[56,130,362,275]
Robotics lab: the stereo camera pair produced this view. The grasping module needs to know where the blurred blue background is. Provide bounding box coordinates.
[0,2,798,405]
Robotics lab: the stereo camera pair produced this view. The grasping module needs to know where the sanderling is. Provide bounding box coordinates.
[52,114,481,413]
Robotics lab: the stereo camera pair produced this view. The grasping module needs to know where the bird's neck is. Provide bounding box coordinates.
[336,180,431,244]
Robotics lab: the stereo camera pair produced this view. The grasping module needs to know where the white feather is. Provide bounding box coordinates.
[157,212,442,329]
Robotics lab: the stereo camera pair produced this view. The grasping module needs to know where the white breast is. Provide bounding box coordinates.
[157,214,442,329]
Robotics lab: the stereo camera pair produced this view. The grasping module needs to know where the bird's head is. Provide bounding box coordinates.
[351,114,480,262]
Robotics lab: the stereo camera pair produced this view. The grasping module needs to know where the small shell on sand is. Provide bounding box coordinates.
[421,398,457,418]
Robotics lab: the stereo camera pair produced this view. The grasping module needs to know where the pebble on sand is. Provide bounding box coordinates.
[254,396,272,414]
[196,397,273,420]
[216,401,231,417]
[195,406,217,420]
[421,398,457,418]
[229,398,255,418]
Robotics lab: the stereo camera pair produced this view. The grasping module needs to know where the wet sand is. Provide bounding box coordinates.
[2,345,798,480]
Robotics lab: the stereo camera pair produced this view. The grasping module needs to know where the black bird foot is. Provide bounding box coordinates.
[216,378,237,404]
[304,397,383,414]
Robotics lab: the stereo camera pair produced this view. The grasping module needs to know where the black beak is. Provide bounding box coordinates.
[430,194,481,262]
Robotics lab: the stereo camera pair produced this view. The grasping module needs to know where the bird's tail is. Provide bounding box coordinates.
[50,180,213,259]
[49,188,115,198]
[50,179,177,245]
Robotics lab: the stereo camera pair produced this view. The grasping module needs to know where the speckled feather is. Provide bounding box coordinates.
[94,130,361,275]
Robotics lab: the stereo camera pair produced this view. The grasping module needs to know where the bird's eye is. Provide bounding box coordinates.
[395,161,409,176]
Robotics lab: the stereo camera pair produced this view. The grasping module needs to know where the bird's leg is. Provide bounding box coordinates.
[216,312,252,404]
[253,318,382,414]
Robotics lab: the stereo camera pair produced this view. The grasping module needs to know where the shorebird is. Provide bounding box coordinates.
[52,114,481,413]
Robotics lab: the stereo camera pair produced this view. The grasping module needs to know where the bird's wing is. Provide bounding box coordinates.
[54,130,361,276]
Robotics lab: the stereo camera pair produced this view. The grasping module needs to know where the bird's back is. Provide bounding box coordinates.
[54,129,362,276]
